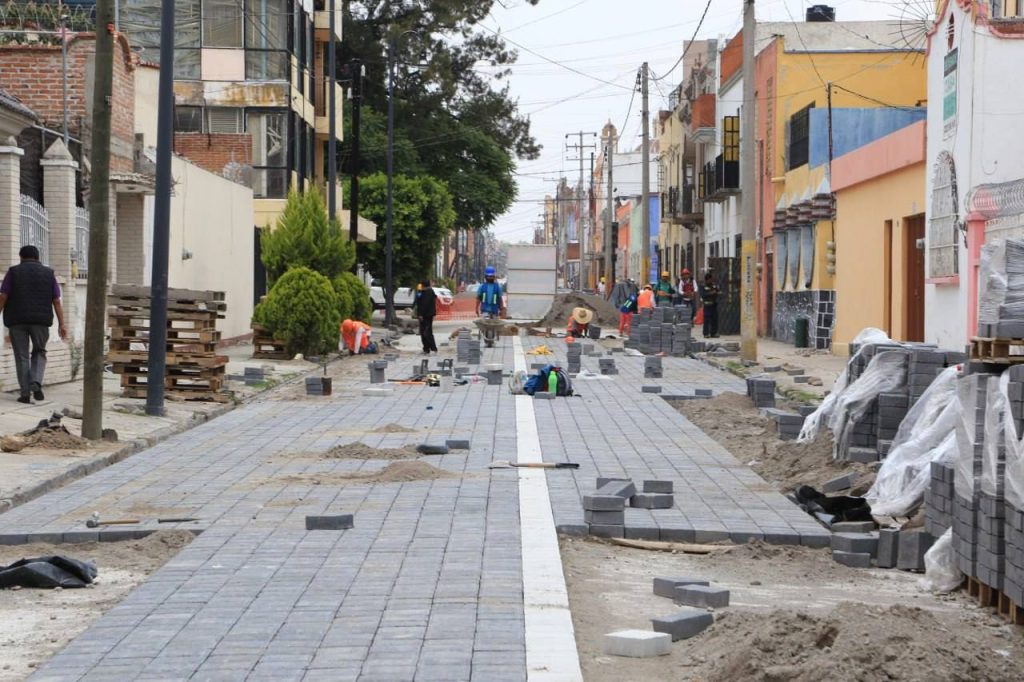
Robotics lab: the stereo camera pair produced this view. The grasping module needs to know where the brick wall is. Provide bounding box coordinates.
[720,31,743,86]
[174,133,253,178]
[0,34,136,172]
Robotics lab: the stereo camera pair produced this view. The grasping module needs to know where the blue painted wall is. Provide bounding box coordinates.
[809,108,926,169]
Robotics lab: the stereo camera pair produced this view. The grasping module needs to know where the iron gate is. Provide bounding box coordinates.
[707,256,740,335]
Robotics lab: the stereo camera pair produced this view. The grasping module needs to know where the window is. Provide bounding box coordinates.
[204,0,243,47]
[722,116,739,162]
[788,104,814,170]
[787,229,801,289]
[246,50,289,81]
[801,225,815,287]
[174,106,203,133]
[248,110,289,198]
[120,0,200,77]
[929,152,959,278]
[206,107,244,133]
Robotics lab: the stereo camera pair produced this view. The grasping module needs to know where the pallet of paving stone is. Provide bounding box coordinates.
[969,338,1024,364]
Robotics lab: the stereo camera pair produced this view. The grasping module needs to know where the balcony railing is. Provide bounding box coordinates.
[665,185,702,220]
[700,155,739,202]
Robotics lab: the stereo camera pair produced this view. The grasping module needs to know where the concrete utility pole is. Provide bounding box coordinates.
[82,0,115,438]
[740,0,758,361]
[145,0,176,417]
[640,62,651,284]
[604,131,616,294]
[565,131,596,291]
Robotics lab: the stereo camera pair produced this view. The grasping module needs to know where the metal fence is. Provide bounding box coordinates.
[75,205,89,278]
[19,194,49,265]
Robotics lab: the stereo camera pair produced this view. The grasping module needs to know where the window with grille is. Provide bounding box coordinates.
[929,153,959,278]
[203,0,243,47]
[788,104,814,170]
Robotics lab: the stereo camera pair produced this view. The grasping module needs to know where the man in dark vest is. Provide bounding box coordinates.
[0,246,67,403]
[415,278,438,355]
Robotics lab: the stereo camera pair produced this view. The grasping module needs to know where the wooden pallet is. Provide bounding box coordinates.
[969,337,1024,364]
[107,351,228,368]
[966,577,1024,625]
[110,327,222,343]
[121,375,224,391]
[252,329,290,360]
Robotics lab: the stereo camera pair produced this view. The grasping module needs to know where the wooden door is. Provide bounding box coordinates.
[904,215,926,342]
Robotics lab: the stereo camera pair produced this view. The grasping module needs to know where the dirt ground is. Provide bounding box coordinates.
[672,392,875,493]
[0,531,193,682]
[562,536,1024,682]
[537,292,620,329]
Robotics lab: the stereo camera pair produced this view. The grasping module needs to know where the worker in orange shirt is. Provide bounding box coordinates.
[340,319,373,355]
[637,284,655,311]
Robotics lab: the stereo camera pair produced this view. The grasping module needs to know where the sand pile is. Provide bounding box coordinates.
[701,603,1015,682]
[273,461,458,487]
[536,293,620,329]
[672,392,874,493]
[373,424,417,433]
[321,442,419,460]
[1,428,89,452]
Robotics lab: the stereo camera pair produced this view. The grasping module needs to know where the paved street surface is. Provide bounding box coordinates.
[0,335,826,681]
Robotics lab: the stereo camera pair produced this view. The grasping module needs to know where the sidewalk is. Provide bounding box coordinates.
[702,335,848,400]
[0,344,314,513]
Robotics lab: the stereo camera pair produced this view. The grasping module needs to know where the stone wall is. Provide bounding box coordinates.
[773,289,835,350]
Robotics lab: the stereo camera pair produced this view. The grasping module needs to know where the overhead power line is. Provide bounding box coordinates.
[651,0,715,83]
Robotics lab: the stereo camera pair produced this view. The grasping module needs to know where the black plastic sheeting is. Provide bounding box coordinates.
[792,485,873,523]
[0,556,98,589]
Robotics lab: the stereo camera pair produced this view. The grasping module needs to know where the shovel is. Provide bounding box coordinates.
[488,460,579,469]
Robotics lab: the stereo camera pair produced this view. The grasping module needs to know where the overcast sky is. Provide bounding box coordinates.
[482,0,929,243]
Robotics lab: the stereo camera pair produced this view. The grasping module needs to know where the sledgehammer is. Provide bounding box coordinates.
[86,517,140,528]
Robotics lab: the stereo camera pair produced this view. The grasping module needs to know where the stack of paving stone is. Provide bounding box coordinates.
[627,319,651,354]
[952,373,993,580]
[746,375,776,408]
[830,522,935,571]
[908,347,947,404]
[644,356,663,379]
[456,329,481,364]
[566,343,582,373]
[599,358,618,375]
[1005,367,1024,607]
[367,359,387,383]
[924,461,955,537]
[763,408,805,441]
[876,392,910,458]
[649,323,664,354]
[588,325,602,339]
[583,478,675,538]
[671,324,692,356]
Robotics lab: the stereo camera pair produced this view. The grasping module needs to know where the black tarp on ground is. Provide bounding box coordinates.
[0,556,98,589]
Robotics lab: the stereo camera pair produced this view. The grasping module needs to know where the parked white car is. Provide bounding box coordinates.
[369,283,453,310]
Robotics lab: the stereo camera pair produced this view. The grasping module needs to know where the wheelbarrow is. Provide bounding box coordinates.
[473,317,506,348]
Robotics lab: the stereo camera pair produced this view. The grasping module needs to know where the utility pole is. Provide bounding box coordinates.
[384,38,397,326]
[640,62,651,284]
[604,130,615,294]
[566,132,596,291]
[348,58,363,251]
[327,0,338,220]
[589,150,595,289]
[82,0,115,438]
[740,0,758,361]
[145,0,175,416]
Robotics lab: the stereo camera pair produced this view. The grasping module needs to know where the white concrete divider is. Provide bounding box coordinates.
[512,336,583,681]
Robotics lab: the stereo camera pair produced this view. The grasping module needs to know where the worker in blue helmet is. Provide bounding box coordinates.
[476,266,506,347]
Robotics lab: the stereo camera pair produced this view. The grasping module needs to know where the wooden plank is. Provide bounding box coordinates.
[107,351,228,368]
[111,283,225,303]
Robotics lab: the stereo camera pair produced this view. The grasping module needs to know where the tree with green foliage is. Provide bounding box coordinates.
[339,0,541,242]
[260,188,355,287]
[253,268,341,356]
[336,272,373,322]
[356,173,456,287]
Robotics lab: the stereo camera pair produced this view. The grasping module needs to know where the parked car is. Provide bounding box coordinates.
[434,287,454,306]
[369,282,416,310]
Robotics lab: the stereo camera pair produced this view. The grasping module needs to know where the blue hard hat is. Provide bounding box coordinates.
[485,266,496,277]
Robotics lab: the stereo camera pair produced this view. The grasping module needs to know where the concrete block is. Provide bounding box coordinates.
[305,515,354,531]
[584,510,625,525]
[831,521,875,533]
[623,525,661,541]
[597,480,637,499]
[897,530,936,571]
[61,532,100,544]
[695,388,713,397]
[846,447,879,463]
[534,392,556,400]
[583,494,626,511]
[589,524,625,538]
[445,439,471,450]
[821,473,859,493]
[832,550,872,568]
[674,585,730,608]
[602,630,672,658]
[653,576,710,599]
[876,528,899,568]
[643,480,673,494]
[363,388,394,396]
[831,532,879,556]
[642,386,663,394]
[0,534,27,545]
[651,610,714,641]
[630,493,674,509]
[597,477,631,489]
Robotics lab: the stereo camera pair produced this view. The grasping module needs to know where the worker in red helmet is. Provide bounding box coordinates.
[678,268,697,321]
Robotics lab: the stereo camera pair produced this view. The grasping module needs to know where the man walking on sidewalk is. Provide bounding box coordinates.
[416,279,439,355]
[0,246,67,403]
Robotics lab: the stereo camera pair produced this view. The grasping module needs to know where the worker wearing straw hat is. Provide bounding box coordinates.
[567,307,593,338]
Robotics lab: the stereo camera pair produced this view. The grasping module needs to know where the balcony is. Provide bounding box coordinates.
[665,185,703,224]
[315,79,345,138]
[314,1,343,42]
[700,155,740,203]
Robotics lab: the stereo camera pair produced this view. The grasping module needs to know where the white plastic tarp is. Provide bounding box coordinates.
[865,367,961,518]
[1002,373,1024,511]
[919,528,963,594]
[829,350,909,460]
[978,241,1007,325]
[797,327,893,444]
